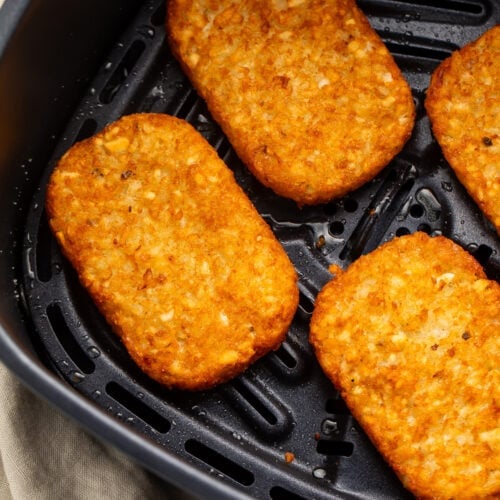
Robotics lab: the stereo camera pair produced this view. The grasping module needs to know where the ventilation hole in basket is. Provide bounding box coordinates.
[417,223,432,234]
[106,381,170,433]
[46,303,95,374]
[298,292,314,314]
[409,204,424,218]
[471,244,492,267]
[397,0,483,14]
[73,118,98,144]
[396,226,410,236]
[100,40,145,104]
[329,221,344,236]
[384,41,453,61]
[35,210,53,282]
[170,88,200,119]
[270,486,308,500]
[338,163,416,263]
[358,0,484,18]
[185,439,254,486]
[413,94,421,111]
[274,343,298,369]
[316,439,354,457]
[213,135,232,159]
[323,202,337,216]
[343,198,358,213]
[231,378,278,425]
[325,398,350,415]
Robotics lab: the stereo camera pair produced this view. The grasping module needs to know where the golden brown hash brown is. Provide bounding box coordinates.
[46,113,299,391]
[310,232,499,499]
[167,0,415,205]
[425,26,500,235]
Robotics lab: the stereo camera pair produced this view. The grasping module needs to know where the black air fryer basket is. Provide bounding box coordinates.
[0,1,499,498]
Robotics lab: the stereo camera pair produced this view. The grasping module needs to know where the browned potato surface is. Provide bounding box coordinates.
[426,26,500,235]
[310,232,500,498]
[47,113,298,390]
[168,0,415,205]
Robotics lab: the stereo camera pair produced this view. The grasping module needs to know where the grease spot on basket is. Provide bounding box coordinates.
[69,370,85,383]
[313,467,327,479]
[87,346,101,359]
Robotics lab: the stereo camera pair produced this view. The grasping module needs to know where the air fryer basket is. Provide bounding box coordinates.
[1,0,499,498]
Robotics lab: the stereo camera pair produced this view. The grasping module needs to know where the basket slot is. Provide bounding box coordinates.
[325,398,351,416]
[470,243,500,281]
[273,343,298,370]
[378,0,484,14]
[316,439,354,457]
[298,291,314,315]
[184,439,254,486]
[358,0,487,22]
[385,40,454,63]
[35,210,53,283]
[231,378,278,426]
[167,87,199,119]
[46,303,95,375]
[73,118,98,144]
[106,381,170,433]
[100,39,146,104]
[223,377,293,440]
[339,162,417,263]
[471,244,493,267]
[270,486,308,500]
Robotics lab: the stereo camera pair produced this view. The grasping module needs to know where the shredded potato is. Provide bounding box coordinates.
[310,232,500,498]
[46,113,298,390]
[167,0,415,205]
[426,26,500,235]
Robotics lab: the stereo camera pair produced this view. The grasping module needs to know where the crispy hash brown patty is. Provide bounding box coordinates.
[167,0,415,205]
[425,26,500,235]
[310,232,499,498]
[46,113,299,391]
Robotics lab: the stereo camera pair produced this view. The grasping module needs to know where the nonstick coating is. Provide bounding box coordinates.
[9,0,500,498]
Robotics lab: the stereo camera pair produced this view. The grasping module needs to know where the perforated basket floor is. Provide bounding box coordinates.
[21,1,499,499]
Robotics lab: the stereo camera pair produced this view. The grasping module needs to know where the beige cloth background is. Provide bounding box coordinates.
[0,363,193,500]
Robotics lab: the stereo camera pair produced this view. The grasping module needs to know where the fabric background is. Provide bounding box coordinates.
[0,363,193,500]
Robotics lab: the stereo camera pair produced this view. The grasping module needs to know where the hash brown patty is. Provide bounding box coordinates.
[310,232,499,498]
[167,0,415,205]
[46,113,299,391]
[425,26,500,235]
